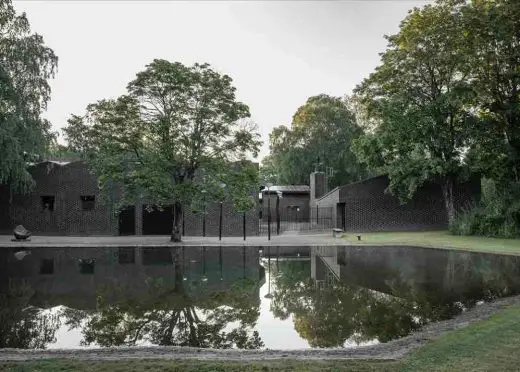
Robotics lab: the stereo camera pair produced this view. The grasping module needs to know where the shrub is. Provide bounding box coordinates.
[450,179,520,238]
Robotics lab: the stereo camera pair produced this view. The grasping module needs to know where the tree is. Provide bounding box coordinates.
[264,95,366,188]
[353,0,477,225]
[0,284,60,349]
[63,249,264,349]
[63,60,261,241]
[0,0,58,193]
[460,0,520,185]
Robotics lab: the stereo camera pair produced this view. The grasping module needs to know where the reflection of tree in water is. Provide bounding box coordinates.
[269,255,520,348]
[0,285,60,349]
[63,253,263,349]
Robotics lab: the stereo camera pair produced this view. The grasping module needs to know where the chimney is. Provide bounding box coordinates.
[310,171,328,207]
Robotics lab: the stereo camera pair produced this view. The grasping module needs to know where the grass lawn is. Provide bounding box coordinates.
[3,303,520,371]
[341,230,520,255]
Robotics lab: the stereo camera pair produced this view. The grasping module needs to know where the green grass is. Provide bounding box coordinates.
[341,230,520,255]
[402,303,520,372]
[3,303,520,371]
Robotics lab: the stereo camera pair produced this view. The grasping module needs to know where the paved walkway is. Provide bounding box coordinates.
[0,232,346,248]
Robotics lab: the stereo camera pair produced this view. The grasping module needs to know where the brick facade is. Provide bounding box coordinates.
[0,161,259,237]
[316,174,481,232]
[6,162,118,236]
[261,192,310,222]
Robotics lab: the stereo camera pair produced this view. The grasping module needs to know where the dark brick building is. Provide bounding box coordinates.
[0,161,259,237]
[260,185,310,222]
[314,174,481,232]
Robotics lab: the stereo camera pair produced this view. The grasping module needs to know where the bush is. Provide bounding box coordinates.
[450,179,520,238]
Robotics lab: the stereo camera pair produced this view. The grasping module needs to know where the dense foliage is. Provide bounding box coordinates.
[351,0,520,235]
[261,95,366,188]
[0,0,58,193]
[63,60,261,241]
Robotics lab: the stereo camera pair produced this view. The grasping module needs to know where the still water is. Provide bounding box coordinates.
[1,245,520,350]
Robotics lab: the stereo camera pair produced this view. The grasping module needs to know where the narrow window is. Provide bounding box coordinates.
[41,196,55,211]
[39,258,54,275]
[81,195,95,211]
[79,259,95,274]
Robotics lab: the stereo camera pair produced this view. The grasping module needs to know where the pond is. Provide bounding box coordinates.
[1,245,520,350]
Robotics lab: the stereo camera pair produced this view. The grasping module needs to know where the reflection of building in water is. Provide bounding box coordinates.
[310,245,520,299]
[0,246,263,310]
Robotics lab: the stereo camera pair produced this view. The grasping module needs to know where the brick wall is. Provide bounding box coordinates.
[0,161,260,237]
[261,193,310,222]
[0,184,10,234]
[7,162,118,235]
[184,202,259,237]
[338,175,481,232]
[315,188,340,226]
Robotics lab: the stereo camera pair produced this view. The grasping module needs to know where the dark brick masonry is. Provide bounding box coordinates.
[0,161,259,237]
[4,162,118,236]
[316,174,481,232]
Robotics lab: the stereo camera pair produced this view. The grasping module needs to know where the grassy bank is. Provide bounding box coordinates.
[3,303,520,371]
[341,230,520,255]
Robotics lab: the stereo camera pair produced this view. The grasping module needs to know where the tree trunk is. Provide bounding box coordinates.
[441,175,456,227]
[170,202,183,242]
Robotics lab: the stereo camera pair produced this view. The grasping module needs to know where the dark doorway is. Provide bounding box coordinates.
[119,206,135,236]
[143,205,173,235]
[338,203,346,230]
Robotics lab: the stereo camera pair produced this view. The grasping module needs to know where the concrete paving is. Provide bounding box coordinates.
[0,232,348,248]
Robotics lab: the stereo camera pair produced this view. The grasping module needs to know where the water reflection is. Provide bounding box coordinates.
[267,246,520,348]
[0,246,264,349]
[2,245,520,350]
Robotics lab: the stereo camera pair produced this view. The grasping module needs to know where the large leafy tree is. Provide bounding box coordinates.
[354,0,477,225]
[461,0,520,185]
[63,60,261,241]
[264,95,365,188]
[0,0,58,193]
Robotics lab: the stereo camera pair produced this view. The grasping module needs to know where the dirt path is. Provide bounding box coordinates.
[1,294,519,362]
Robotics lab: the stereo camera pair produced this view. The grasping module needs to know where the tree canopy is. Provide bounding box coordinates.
[0,0,58,193]
[353,0,479,225]
[63,60,261,241]
[261,95,366,188]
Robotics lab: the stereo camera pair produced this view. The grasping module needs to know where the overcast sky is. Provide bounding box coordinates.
[13,0,431,161]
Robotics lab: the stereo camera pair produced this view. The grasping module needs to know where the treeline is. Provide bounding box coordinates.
[264,0,520,237]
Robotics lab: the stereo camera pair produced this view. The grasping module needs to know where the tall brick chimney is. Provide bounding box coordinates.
[310,171,328,207]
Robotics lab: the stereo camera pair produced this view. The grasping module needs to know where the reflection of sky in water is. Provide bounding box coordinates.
[257,268,377,350]
[258,271,309,349]
[45,270,375,350]
[5,245,520,351]
[45,307,90,350]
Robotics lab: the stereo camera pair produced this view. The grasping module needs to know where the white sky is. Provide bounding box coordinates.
[13,0,431,161]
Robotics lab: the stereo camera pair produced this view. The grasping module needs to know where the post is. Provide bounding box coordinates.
[267,189,271,241]
[182,208,185,236]
[316,205,319,225]
[202,194,206,237]
[242,245,246,278]
[219,201,223,241]
[243,212,246,241]
[219,245,223,280]
[276,195,280,235]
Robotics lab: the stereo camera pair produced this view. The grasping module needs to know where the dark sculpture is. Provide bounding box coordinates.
[13,225,31,241]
